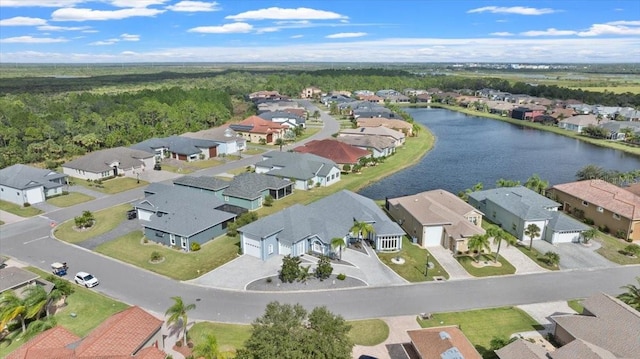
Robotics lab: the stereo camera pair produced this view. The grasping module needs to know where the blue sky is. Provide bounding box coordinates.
[1,0,639,63]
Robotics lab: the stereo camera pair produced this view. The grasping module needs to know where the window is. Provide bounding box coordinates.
[582,201,589,207]
[613,213,621,220]
[597,206,604,213]
[156,231,164,238]
[169,235,175,245]
[268,244,273,254]
[224,196,229,202]
[492,211,496,218]
[181,237,187,249]
[512,223,517,231]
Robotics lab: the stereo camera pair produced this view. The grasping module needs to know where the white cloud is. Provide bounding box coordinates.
[326,32,367,39]
[166,1,220,12]
[38,24,91,31]
[606,20,640,26]
[188,22,252,33]
[290,34,303,38]
[0,0,84,7]
[521,28,577,36]
[52,7,165,21]
[468,6,557,15]
[578,23,640,36]
[90,39,118,45]
[0,16,48,26]
[121,50,137,55]
[226,7,347,21]
[89,33,139,45]
[0,35,68,43]
[120,33,140,41]
[108,0,168,8]
[490,32,513,36]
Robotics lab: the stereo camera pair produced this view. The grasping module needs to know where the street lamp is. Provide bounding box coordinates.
[425,253,430,278]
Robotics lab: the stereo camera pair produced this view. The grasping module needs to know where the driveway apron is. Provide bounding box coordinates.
[427,245,473,280]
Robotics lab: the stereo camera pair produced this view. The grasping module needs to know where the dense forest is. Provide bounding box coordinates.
[1,68,638,169]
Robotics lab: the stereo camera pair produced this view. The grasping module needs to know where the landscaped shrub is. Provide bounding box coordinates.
[315,255,333,280]
[263,195,274,207]
[583,218,594,225]
[150,251,162,262]
[615,230,627,240]
[227,222,238,237]
[190,242,201,251]
[280,255,301,283]
[342,164,351,172]
[623,244,640,257]
[23,202,31,207]
[337,273,346,280]
[74,210,95,229]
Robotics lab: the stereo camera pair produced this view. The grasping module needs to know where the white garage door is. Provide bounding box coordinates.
[243,236,262,258]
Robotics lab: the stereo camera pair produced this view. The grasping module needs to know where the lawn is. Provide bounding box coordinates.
[457,254,516,277]
[161,164,195,174]
[0,200,42,217]
[378,237,449,282]
[595,232,640,265]
[418,307,542,358]
[0,267,129,357]
[95,231,241,280]
[46,192,94,207]
[188,321,252,356]
[69,176,148,194]
[54,203,130,243]
[567,299,584,314]
[348,319,389,346]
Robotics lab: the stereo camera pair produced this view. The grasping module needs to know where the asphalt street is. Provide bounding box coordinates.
[1,101,638,324]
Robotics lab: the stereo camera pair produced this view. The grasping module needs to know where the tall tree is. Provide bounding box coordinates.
[165,296,196,346]
[524,174,549,195]
[581,228,599,244]
[467,234,491,262]
[576,165,606,180]
[617,277,640,311]
[274,138,285,151]
[350,221,374,242]
[23,285,48,321]
[487,227,515,263]
[331,237,346,260]
[0,290,28,333]
[524,223,541,250]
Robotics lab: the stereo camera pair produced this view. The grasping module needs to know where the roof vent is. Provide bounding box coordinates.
[439,331,452,340]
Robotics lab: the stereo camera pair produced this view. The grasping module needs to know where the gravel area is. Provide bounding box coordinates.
[246,274,366,291]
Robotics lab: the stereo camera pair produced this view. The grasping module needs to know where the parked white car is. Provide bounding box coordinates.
[74,271,99,288]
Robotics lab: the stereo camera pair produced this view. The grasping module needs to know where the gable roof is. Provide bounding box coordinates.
[230,115,287,134]
[173,175,230,191]
[546,211,591,232]
[407,326,482,359]
[356,117,413,130]
[551,180,640,220]
[548,339,617,359]
[63,147,153,173]
[495,338,548,359]
[258,111,306,125]
[469,186,560,221]
[0,164,67,190]
[7,326,80,359]
[339,126,405,141]
[335,134,396,152]
[560,114,602,126]
[255,151,338,180]
[131,135,218,156]
[0,266,40,293]
[182,124,246,144]
[551,292,640,358]
[239,190,404,245]
[222,172,292,200]
[293,139,370,165]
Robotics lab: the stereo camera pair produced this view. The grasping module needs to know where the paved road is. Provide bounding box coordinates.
[1,102,638,324]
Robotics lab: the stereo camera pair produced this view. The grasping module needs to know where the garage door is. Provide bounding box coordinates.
[243,237,262,258]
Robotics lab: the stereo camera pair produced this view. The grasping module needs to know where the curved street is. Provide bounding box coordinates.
[1,101,638,324]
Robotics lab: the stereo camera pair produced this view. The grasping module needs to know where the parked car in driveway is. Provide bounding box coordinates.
[75,272,99,288]
[126,209,137,220]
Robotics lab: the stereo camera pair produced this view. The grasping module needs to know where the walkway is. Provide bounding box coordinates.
[427,245,473,280]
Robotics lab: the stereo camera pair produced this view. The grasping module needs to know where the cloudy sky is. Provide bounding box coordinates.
[1,0,639,63]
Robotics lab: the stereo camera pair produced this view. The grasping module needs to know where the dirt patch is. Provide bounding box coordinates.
[470,259,502,268]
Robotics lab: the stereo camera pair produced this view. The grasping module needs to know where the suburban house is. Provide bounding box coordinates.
[238,190,405,260]
[0,164,67,206]
[248,90,285,101]
[181,125,247,156]
[357,94,385,104]
[356,117,414,136]
[130,135,219,162]
[8,306,165,359]
[321,93,353,106]
[253,151,341,190]
[173,173,294,212]
[229,115,287,144]
[300,86,322,99]
[558,114,603,132]
[256,100,299,113]
[135,183,236,251]
[293,139,371,170]
[599,121,640,141]
[375,89,410,103]
[495,338,549,359]
[386,190,485,253]
[339,126,406,147]
[62,147,155,181]
[548,180,640,241]
[468,186,590,244]
[511,106,546,121]
[258,110,306,128]
[0,265,53,296]
[406,326,482,359]
[336,135,396,158]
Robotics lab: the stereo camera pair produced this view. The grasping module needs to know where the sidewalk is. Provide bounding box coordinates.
[0,210,26,225]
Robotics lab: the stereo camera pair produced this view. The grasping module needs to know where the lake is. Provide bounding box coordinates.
[358,108,640,200]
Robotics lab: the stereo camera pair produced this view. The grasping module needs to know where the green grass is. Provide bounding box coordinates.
[568,86,640,94]
[188,321,252,356]
[46,192,95,207]
[161,164,195,174]
[594,232,640,265]
[0,267,128,357]
[69,176,148,194]
[514,245,559,271]
[457,254,516,277]
[54,203,130,243]
[418,307,542,358]
[95,231,241,280]
[378,237,449,282]
[0,200,43,217]
[567,299,584,314]
[348,319,389,346]
[241,148,265,156]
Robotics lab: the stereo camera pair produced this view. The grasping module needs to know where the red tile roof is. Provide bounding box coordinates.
[293,139,370,165]
[7,326,80,359]
[407,326,482,359]
[551,180,640,219]
[238,115,287,134]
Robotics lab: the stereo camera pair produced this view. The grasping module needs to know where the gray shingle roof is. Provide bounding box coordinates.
[255,151,338,180]
[547,212,591,232]
[495,339,548,359]
[469,186,560,220]
[63,147,153,173]
[0,164,66,190]
[0,267,39,293]
[336,135,396,152]
[239,190,404,245]
[222,172,292,200]
[173,176,230,191]
[258,111,306,125]
[135,184,235,237]
[131,135,218,156]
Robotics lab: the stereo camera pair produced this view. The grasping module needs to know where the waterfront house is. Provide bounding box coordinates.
[293,139,371,170]
[253,151,341,190]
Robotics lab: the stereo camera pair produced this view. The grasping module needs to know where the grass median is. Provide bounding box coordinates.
[457,254,516,277]
[46,192,94,207]
[54,203,130,243]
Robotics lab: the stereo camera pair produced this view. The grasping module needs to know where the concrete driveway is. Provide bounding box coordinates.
[531,240,617,270]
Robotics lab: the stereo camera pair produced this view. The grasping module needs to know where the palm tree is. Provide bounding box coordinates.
[581,228,599,244]
[618,277,640,310]
[487,227,515,263]
[274,138,285,151]
[350,221,374,243]
[193,333,221,359]
[23,285,48,321]
[330,237,346,260]
[496,178,520,188]
[165,296,196,346]
[544,251,560,267]
[0,290,28,333]
[467,234,491,262]
[525,174,549,195]
[524,223,541,250]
